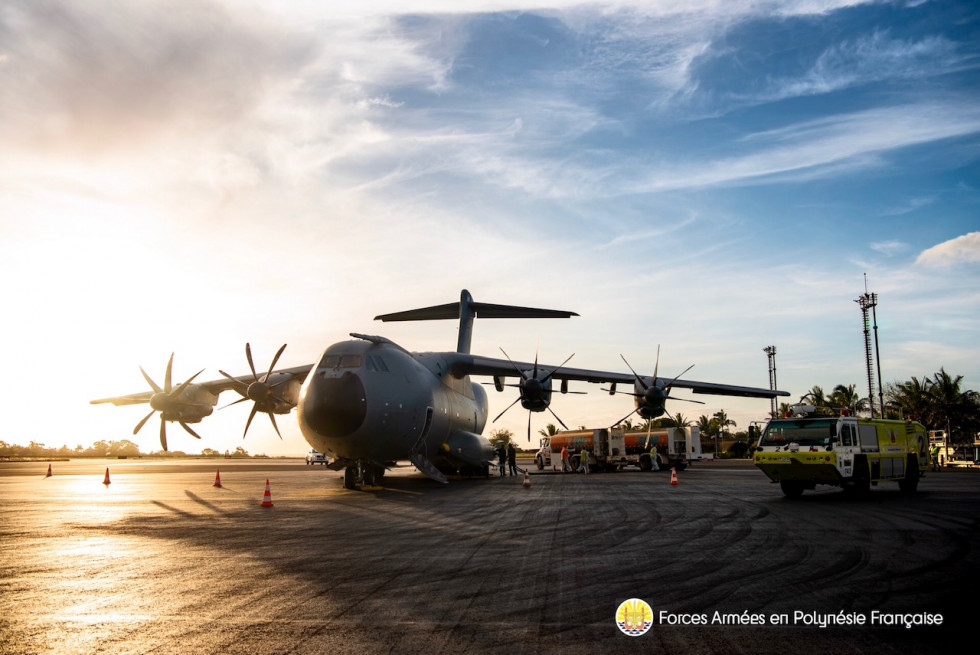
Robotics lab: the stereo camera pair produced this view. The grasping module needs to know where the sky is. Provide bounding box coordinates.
[1,0,977,456]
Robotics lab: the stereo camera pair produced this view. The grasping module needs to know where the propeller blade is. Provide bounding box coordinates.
[245,343,258,381]
[218,370,249,396]
[492,396,522,423]
[545,405,569,431]
[160,417,168,451]
[612,406,640,428]
[665,364,695,391]
[134,409,155,435]
[498,347,529,380]
[164,353,174,393]
[179,421,202,439]
[244,404,259,437]
[652,344,660,382]
[267,411,282,439]
[673,397,706,405]
[140,367,162,394]
[620,354,648,391]
[171,369,205,397]
[527,412,531,443]
[220,397,251,410]
[262,343,287,383]
[540,353,575,384]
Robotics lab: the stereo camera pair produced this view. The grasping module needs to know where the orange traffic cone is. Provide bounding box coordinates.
[670,468,678,486]
[213,469,222,488]
[260,479,274,507]
[103,468,111,486]
[45,464,52,478]
[522,470,531,488]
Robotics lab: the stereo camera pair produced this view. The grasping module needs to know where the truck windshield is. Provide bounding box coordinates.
[760,419,836,447]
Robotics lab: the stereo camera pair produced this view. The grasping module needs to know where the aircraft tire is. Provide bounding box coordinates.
[344,467,357,490]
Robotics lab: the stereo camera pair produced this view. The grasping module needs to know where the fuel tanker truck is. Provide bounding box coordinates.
[752,405,929,498]
[535,427,704,472]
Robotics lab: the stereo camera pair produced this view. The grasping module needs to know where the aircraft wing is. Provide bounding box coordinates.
[90,364,314,406]
[461,354,787,398]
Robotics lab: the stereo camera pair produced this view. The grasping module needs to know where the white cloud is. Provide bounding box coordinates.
[915,232,980,267]
[870,240,909,257]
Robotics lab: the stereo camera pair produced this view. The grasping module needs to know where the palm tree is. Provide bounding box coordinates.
[886,375,933,425]
[713,409,736,434]
[830,384,866,414]
[538,423,560,438]
[673,412,691,428]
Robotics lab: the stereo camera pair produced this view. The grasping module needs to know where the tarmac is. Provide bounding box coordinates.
[1,457,976,654]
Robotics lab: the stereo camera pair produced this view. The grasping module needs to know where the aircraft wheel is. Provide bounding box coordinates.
[344,467,357,490]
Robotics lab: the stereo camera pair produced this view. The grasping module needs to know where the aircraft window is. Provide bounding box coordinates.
[340,355,362,368]
[375,357,389,372]
[319,355,341,369]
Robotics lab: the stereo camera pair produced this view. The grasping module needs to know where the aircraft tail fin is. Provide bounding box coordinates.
[375,289,578,353]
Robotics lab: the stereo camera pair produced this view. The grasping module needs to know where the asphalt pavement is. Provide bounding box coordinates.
[1,457,975,654]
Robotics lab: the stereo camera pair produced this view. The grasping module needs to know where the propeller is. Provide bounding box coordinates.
[608,346,705,429]
[219,343,289,439]
[133,353,205,452]
[490,348,584,442]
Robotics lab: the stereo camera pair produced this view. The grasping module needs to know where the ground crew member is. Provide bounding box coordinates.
[931,444,941,472]
[497,444,507,476]
[579,448,590,474]
[561,445,571,472]
[507,443,519,476]
[649,445,659,471]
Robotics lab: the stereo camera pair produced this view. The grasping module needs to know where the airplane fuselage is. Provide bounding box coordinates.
[298,337,492,473]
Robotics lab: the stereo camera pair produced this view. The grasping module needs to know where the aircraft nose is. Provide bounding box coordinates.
[302,371,367,438]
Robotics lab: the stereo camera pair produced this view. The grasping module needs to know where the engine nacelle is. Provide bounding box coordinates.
[519,370,553,413]
[635,378,668,419]
[155,384,218,424]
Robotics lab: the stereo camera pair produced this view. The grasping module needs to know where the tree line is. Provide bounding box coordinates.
[0,439,258,459]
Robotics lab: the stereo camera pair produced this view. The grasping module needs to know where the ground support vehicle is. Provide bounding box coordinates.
[535,427,701,472]
[306,449,328,465]
[753,407,929,498]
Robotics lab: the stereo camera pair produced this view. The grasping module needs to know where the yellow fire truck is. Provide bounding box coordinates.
[752,406,929,498]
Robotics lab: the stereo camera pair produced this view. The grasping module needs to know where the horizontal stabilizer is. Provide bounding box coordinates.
[376,302,577,321]
[375,289,578,353]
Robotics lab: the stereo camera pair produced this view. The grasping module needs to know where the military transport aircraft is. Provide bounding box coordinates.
[92,290,788,489]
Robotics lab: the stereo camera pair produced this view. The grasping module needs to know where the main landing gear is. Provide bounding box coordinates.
[344,462,386,489]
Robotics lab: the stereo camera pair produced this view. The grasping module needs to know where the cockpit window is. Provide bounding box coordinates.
[318,354,362,369]
[760,419,837,447]
[340,355,361,368]
[364,356,390,372]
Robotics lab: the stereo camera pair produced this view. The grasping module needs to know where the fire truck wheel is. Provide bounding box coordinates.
[898,456,919,493]
[779,480,804,498]
[849,459,871,496]
[535,457,544,471]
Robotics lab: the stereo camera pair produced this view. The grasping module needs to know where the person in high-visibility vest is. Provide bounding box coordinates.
[649,445,660,471]
[930,445,941,472]
[579,448,590,474]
